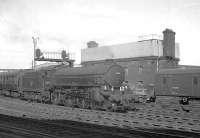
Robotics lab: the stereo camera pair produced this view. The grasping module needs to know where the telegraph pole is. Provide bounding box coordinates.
[32,37,39,69]
[157,42,159,72]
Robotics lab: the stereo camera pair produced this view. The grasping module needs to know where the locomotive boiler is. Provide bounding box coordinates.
[50,63,127,110]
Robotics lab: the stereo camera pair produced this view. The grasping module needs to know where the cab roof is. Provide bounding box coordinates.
[158,68,200,75]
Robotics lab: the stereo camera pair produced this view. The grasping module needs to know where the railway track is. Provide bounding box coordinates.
[0,123,59,138]
[0,114,199,138]
[133,128,200,138]
[46,120,200,138]
[0,114,135,138]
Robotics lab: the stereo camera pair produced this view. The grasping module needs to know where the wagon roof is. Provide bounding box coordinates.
[0,70,21,75]
[54,64,121,76]
[158,68,200,74]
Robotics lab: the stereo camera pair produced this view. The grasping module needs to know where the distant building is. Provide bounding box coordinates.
[81,29,180,88]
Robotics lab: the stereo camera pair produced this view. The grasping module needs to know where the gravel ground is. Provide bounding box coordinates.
[0,95,199,133]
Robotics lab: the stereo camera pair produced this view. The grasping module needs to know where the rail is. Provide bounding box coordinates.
[0,114,199,138]
[0,123,59,138]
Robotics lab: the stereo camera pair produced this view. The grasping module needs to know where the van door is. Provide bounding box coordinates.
[192,76,199,97]
[162,76,167,95]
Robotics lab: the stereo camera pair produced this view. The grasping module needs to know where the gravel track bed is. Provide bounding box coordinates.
[0,114,199,138]
[0,96,199,134]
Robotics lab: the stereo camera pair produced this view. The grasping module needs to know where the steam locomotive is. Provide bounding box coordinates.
[0,63,137,112]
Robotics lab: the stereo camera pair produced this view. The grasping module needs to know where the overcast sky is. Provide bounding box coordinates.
[0,0,200,68]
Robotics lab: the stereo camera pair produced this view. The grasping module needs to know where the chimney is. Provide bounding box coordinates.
[162,29,176,58]
[87,41,98,48]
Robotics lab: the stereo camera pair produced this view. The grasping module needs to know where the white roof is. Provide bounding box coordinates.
[81,39,179,63]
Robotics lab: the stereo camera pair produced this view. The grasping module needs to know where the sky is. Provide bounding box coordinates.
[0,0,200,69]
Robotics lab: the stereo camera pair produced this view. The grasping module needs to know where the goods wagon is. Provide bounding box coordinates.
[155,68,200,103]
[0,70,45,99]
[0,71,21,96]
[20,70,45,100]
